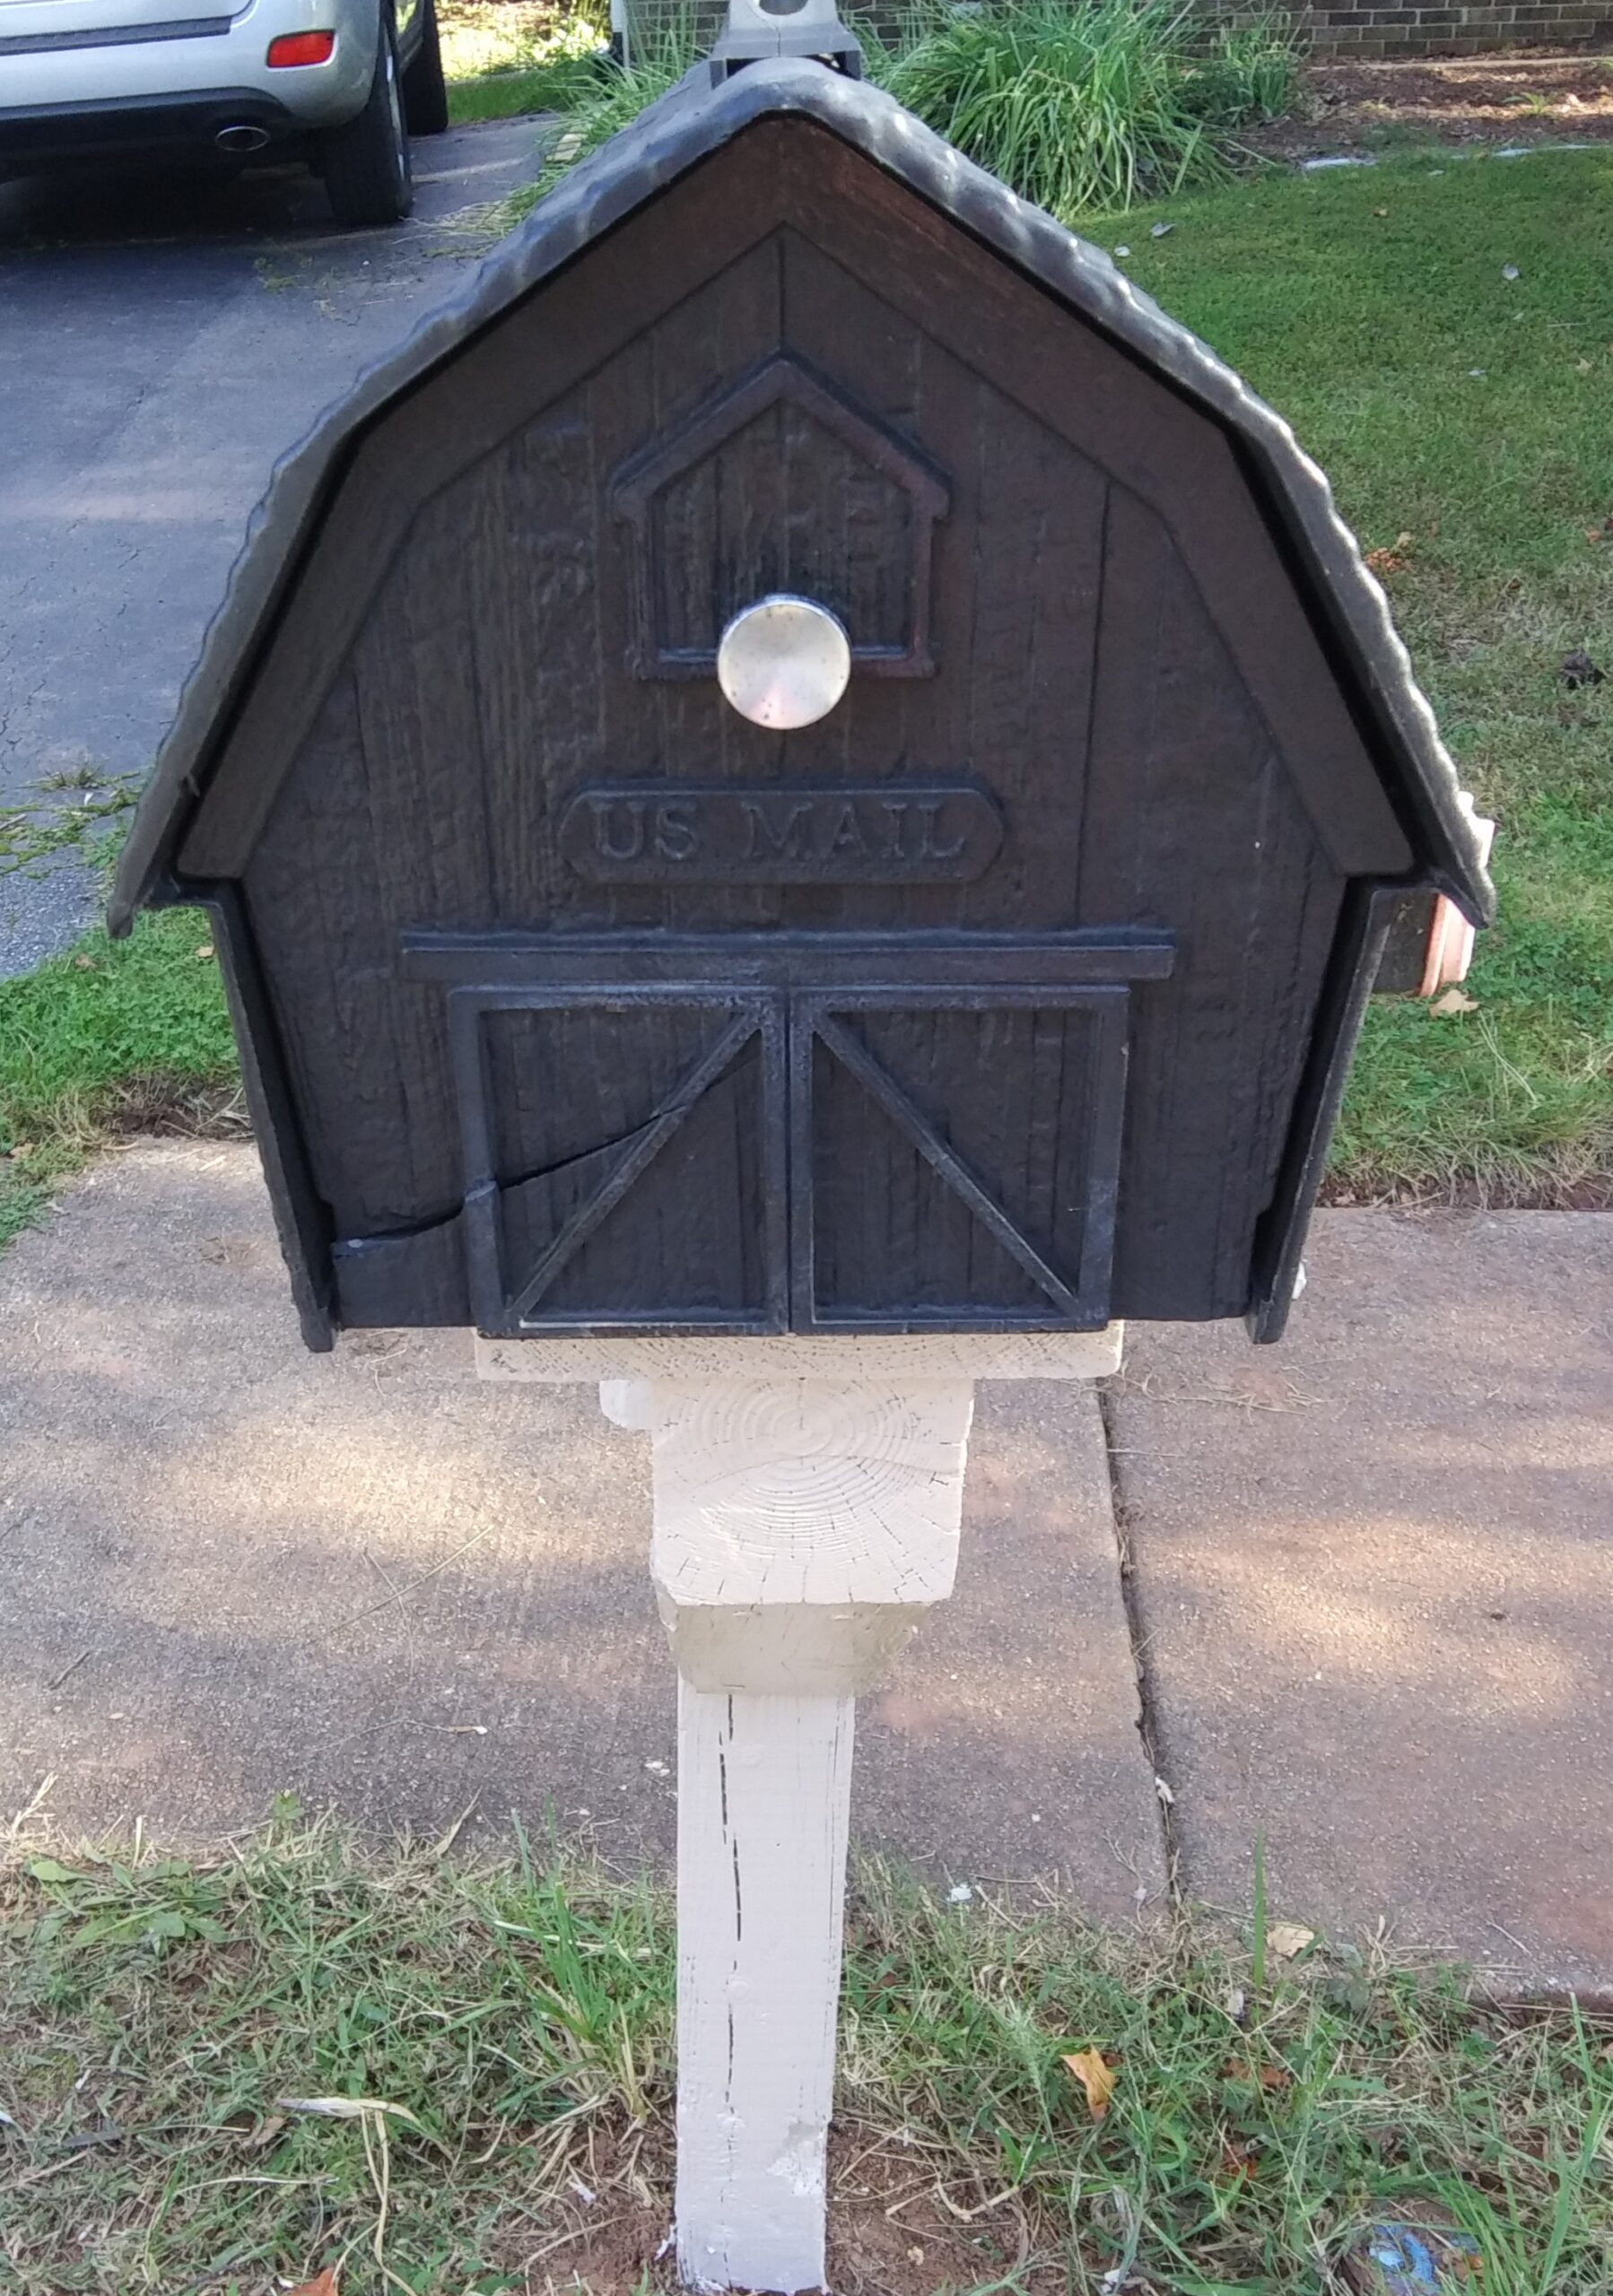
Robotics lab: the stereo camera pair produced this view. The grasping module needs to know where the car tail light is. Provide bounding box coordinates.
[266,30,336,65]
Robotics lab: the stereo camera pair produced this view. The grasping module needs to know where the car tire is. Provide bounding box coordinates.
[402,0,449,135]
[322,15,413,226]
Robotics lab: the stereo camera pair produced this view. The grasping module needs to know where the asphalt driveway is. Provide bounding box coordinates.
[0,115,549,978]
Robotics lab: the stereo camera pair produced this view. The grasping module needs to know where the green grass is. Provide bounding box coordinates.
[0,904,237,1247]
[4,1818,1609,2294]
[441,0,612,124]
[1094,147,1613,1199]
[1,771,140,877]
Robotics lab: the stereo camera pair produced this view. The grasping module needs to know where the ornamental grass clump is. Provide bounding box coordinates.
[509,0,1302,221]
[1182,11,1305,126]
[877,0,1299,218]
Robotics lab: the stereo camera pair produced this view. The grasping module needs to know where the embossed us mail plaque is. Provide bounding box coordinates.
[558,783,1003,883]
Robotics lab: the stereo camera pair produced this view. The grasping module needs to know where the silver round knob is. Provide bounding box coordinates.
[716,595,851,731]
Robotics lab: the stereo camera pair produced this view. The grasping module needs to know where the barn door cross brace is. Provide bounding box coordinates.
[800,1007,1086,1319]
[446,984,787,1335]
[507,1008,767,1322]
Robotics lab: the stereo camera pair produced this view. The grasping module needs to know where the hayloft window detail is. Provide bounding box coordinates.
[611,352,949,679]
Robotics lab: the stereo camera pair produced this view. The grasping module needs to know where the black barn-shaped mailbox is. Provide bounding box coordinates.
[111,59,1493,1355]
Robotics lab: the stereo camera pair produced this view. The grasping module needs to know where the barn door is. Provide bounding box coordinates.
[424,956,1143,1337]
[789,987,1129,1332]
[449,987,788,1335]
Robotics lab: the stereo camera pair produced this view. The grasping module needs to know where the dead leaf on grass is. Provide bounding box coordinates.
[1223,2058,1293,2091]
[1431,987,1478,1015]
[1218,2137,1260,2182]
[1268,1922,1316,1961]
[1062,2047,1116,2120]
[285,2270,340,2296]
[1365,531,1415,577]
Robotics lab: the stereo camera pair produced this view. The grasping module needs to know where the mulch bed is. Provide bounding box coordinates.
[1247,47,1613,160]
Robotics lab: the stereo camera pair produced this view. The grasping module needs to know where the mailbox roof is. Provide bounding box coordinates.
[110,56,1494,936]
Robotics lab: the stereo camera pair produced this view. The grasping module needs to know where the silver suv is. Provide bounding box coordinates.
[0,0,448,223]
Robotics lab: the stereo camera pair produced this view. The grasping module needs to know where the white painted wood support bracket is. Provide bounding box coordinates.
[476,1328,1122,2294]
[635,1376,974,1694]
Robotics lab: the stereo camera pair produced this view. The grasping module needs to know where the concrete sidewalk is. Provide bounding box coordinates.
[1112,1210,1613,1997]
[0,1142,1164,1919]
[1,1141,1609,1994]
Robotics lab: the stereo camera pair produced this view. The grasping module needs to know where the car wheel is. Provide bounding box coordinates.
[403,0,449,136]
[321,15,413,226]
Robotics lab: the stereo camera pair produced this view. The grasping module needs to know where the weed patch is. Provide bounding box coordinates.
[523,8,707,196]
[0,906,238,1247]
[1,776,139,880]
[3,1821,1609,2293]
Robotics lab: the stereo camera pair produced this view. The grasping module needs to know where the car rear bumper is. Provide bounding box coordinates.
[0,0,377,166]
[0,83,301,165]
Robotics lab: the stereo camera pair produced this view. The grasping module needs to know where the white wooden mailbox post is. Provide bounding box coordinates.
[479,1332,1120,2293]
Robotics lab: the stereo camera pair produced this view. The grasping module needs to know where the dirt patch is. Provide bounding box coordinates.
[1321,1171,1613,1210]
[1247,48,1613,161]
[100,1071,248,1139]
[486,2126,1069,2293]
[825,2136,1068,2296]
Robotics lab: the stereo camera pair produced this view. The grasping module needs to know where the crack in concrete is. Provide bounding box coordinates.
[1097,1376,1181,1907]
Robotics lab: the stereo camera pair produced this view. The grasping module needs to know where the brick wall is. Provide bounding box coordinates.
[1302,0,1613,57]
[640,0,1613,70]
